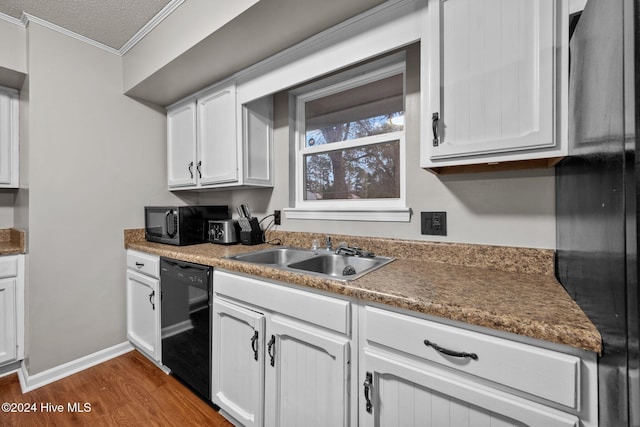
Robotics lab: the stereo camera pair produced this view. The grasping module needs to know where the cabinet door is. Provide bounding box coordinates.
[0,278,16,366]
[0,87,18,188]
[360,348,578,427]
[167,100,197,188]
[126,270,161,362]
[197,83,238,185]
[212,298,265,427]
[264,316,351,427]
[424,0,560,162]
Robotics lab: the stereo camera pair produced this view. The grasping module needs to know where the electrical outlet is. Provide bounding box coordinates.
[274,210,281,225]
[421,212,447,236]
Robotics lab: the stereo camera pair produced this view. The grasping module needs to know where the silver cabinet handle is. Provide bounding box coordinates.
[188,161,194,178]
[196,161,202,179]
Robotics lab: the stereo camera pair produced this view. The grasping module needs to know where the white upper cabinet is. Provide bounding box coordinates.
[167,81,273,190]
[167,100,197,188]
[421,0,568,172]
[197,84,238,185]
[0,86,19,188]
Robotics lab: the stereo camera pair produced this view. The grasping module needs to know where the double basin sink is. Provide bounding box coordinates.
[226,246,394,281]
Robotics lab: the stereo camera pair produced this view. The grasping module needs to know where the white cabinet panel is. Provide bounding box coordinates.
[0,278,16,366]
[422,0,568,170]
[0,256,18,279]
[126,270,161,362]
[0,255,24,367]
[214,270,350,335]
[126,250,160,278]
[213,298,265,427]
[264,316,350,427]
[361,348,578,427]
[167,100,197,188]
[197,84,238,185]
[365,306,580,408]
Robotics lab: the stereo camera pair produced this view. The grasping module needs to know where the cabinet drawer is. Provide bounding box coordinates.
[364,306,580,409]
[0,256,18,279]
[214,270,351,335]
[126,251,159,279]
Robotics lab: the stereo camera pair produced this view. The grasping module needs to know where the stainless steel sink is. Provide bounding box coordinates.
[288,253,393,280]
[227,247,316,265]
[225,246,394,281]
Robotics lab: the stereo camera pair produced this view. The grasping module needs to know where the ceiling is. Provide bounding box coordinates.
[0,0,174,50]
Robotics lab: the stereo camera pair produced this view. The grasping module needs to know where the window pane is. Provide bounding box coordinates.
[304,141,400,200]
[304,74,404,147]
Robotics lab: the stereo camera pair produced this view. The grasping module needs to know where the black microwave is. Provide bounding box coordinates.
[145,206,229,246]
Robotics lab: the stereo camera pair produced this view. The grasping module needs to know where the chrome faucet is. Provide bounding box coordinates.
[335,245,375,258]
[325,235,333,251]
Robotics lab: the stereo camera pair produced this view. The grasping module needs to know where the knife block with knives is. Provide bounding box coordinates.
[237,204,264,245]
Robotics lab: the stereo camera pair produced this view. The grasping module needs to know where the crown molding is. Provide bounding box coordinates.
[119,0,185,55]
[23,13,120,55]
[0,11,23,26]
[0,0,185,56]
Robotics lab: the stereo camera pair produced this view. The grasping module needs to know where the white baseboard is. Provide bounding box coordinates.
[18,342,134,393]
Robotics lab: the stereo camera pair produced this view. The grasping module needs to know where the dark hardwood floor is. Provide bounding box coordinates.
[0,350,233,426]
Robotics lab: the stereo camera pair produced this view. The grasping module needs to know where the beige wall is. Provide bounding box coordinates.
[21,22,198,374]
[0,19,26,74]
[202,44,556,249]
[122,0,258,93]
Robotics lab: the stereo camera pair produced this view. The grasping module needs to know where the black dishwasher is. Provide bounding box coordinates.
[160,258,212,400]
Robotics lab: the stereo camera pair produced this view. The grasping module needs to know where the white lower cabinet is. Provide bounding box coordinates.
[0,255,24,367]
[212,270,355,427]
[359,305,598,427]
[264,315,351,427]
[361,349,577,427]
[0,278,16,366]
[126,250,161,363]
[213,297,265,427]
[212,271,597,427]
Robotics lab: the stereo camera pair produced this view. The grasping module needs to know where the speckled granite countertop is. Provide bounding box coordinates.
[124,229,602,354]
[0,229,25,255]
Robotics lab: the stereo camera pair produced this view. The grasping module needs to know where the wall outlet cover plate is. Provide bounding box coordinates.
[421,211,447,236]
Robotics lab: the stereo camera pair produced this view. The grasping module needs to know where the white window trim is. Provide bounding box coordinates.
[287,55,409,222]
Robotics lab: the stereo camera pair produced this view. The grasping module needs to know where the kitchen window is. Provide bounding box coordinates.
[286,53,409,222]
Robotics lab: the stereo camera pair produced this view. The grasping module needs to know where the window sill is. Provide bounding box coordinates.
[283,208,411,222]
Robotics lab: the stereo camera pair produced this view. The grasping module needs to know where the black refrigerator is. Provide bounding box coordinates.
[556,0,640,426]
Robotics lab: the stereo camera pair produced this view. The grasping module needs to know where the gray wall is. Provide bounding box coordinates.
[20,22,195,375]
[202,44,556,249]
